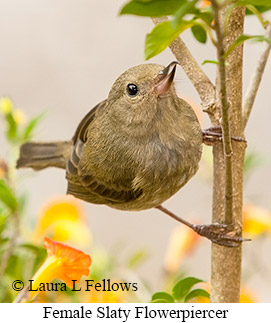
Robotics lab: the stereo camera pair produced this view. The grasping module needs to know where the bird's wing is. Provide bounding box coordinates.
[72,100,106,144]
[66,101,142,205]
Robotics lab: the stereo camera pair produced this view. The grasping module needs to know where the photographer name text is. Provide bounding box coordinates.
[28,279,138,293]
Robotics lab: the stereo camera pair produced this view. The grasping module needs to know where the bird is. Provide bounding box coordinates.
[16,62,203,212]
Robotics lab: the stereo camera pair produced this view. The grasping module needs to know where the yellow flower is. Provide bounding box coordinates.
[164,224,199,274]
[82,279,125,303]
[30,237,91,300]
[243,204,271,237]
[87,288,124,303]
[240,286,258,303]
[13,108,26,125]
[33,195,92,247]
[0,97,13,115]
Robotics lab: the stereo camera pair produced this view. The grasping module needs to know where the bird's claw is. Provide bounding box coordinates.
[191,223,251,247]
[202,126,246,146]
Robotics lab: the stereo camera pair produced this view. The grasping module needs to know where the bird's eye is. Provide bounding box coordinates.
[126,83,139,97]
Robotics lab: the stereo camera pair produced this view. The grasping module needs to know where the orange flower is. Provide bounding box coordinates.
[200,0,211,8]
[243,204,271,237]
[33,195,92,247]
[164,224,200,274]
[29,237,91,300]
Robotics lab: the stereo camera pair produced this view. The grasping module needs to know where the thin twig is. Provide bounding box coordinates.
[13,284,30,303]
[152,17,216,112]
[211,0,234,225]
[242,19,271,129]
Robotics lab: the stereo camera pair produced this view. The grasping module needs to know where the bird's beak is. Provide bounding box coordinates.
[155,61,178,97]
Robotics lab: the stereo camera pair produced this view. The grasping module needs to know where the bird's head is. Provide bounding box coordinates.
[106,62,179,129]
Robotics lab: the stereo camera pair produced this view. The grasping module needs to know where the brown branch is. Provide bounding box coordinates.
[211,3,246,302]
[152,4,246,303]
[242,19,271,129]
[152,17,216,114]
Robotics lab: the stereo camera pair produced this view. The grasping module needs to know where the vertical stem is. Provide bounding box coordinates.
[210,3,246,302]
[211,0,233,225]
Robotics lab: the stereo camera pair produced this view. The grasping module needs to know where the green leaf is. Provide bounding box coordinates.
[196,11,213,26]
[17,193,28,214]
[145,20,194,59]
[151,292,174,303]
[17,243,44,253]
[184,288,210,302]
[172,277,203,300]
[224,34,271,58]
[191,24,207,43]
[23,112,45,141]
[5,113,17,141]
[172,0,198,28]
[0,237,9,250]
[202,59,218,65]
[128,249,148,268]
[5,254,21,278]
[244,151,265,175]
[151,298,170,303]
[0,212,8,235]
[13,243,47,277]
[0,180,17,211]
[120,0,182,17]
[245,5,269,27]
[238,0,271,5]
[247,5,271,14]
[237,0,271,14]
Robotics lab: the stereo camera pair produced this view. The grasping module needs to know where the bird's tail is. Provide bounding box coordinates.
[16,141,73,170]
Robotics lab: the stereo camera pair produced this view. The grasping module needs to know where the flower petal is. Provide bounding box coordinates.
[164,224,199,273]
[243,204,271,237]
[29,237,91,300]
[33,195,92,247]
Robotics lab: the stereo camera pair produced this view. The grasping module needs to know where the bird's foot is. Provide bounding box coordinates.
[191,222,250,247]
[202,126,246,146]
[156,205,251,247]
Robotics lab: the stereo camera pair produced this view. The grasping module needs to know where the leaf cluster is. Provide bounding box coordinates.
[151,276,209,303]
[120,0,271,60]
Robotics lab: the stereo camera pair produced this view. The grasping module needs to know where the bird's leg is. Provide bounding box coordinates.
[156,205,251,247]
[202,126,246,146]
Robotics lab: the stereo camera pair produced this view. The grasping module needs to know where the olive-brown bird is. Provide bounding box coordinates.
[17,62,202,211]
